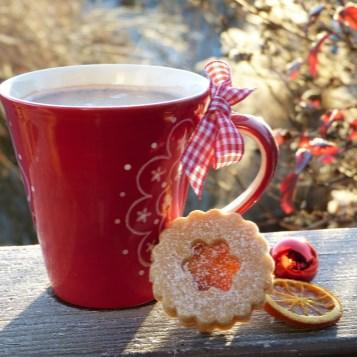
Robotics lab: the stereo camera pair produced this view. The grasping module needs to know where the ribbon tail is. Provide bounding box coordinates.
[214,114,244,169]
[181,116,216,197]
[182,146,214,198]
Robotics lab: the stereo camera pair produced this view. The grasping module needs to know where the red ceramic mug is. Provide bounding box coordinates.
[0,64,278,308]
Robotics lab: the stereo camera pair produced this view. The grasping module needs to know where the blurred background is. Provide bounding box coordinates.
[0,0,356,245]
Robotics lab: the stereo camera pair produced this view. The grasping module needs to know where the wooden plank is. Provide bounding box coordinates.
[0,228,356,357]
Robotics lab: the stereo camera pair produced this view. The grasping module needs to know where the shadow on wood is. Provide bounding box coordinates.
[0,289,155,357]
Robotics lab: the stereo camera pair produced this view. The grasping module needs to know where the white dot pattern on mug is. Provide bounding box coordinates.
[151,142,158,149]
[119,192,126,197]
[124,164,132,171]
[164,114,177,123]
[138,270,145,276]
[122,249,129,255]
[31,185,35,192]
[114,218,121,224]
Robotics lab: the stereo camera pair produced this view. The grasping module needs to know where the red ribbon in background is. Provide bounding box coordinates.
[181,60,254,197]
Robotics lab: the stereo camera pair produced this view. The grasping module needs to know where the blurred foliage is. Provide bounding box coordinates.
[190,0,357,231]
[0,0,356,245]
[0,0,135,79]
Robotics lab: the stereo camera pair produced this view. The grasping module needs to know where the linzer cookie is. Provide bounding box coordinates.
[150,209,274,332]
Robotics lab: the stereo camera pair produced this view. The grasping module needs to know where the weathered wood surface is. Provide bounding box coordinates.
[0,228,356,357]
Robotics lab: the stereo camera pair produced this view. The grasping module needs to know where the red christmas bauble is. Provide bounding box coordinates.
[271,237,319,282]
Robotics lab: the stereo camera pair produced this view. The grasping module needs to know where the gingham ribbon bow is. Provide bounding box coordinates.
[181,60,254,197]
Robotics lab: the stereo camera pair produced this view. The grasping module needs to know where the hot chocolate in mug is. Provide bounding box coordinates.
[0,64,278,308]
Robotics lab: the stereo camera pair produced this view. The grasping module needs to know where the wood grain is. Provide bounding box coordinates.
[0,228,356,356]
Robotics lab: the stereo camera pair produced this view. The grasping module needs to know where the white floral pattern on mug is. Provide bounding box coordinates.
[125,118,193,267]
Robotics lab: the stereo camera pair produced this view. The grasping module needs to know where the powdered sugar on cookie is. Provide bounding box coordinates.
[150,209,275,331]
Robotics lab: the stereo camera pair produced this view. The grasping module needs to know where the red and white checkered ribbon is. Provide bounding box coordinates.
[181,60,254,197]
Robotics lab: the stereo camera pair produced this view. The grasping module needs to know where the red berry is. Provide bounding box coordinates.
[271,237,319,282]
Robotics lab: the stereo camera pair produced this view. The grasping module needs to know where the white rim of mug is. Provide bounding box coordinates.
[0,64,210,110]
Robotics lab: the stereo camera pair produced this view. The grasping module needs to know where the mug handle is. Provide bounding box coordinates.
[221,113,278,215]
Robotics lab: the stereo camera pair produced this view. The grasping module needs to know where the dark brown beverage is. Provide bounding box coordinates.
[25,84,179,106]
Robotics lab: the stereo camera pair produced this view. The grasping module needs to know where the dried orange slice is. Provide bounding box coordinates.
[265,278,342,329]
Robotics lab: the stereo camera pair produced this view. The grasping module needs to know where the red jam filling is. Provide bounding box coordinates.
[183,240,240,292]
